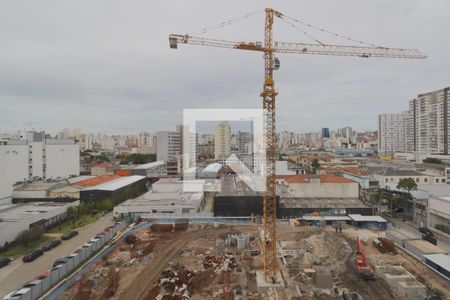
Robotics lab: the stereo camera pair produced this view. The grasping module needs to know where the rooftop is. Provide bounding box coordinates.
[217,176,258,197]
[75,175,121,187]
[14,180,68,191]
[423,253,450,271]
[348,214,387,222]
[0,202,75,221]
[82,175,146,191]
[382,169,424,177]
[276,174,355,184]
[201,163,223,173]
[280,198,366,209]
[133,161,165,170]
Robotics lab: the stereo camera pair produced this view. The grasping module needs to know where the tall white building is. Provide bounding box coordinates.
[0,132,80,201]
[214,122,231,159]
[412,87,450,155]
[378,112,407,156]
[155,131,181,162]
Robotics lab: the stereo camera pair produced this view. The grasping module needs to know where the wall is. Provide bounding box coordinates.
[428,196,450,232]
[45,144,80,179]
[0,144,29,200]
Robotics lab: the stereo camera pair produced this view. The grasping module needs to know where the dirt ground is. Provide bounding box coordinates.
[58,223,449,300]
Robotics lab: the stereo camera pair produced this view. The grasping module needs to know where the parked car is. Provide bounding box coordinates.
[61,230,78,241]
[23,249,43,262]
[42,239,62,251]
[52,257,67,267]
[0,257,11,268]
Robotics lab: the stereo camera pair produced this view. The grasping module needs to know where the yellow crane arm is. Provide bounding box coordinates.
[169,34,426,59]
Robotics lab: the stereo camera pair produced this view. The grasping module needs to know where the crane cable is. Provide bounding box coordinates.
[189,10,263,36]
[281,14,382,48]
[279,16,326,46]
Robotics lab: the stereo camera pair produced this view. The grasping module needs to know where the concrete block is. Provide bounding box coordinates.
[397,280,426,300]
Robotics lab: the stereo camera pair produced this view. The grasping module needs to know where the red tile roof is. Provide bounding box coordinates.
[75,175,121,187]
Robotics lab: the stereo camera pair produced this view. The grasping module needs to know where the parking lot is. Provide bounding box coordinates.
[0,213,114,297]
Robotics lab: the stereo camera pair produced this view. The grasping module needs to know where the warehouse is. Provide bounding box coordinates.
[0,201,77,245]
[214,176,279,217]
[131,161,167,178]
[278,198,373,218]
[80,175,147,204]
[113,178,205,218]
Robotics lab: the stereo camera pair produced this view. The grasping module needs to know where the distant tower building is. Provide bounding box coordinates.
[214,122,231,159]
[155,131,181,162]
[378,113,407,156]
[238,131,253,154]
[321,128,330,138]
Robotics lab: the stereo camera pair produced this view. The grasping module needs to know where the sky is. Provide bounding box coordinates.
[0,0,449,134]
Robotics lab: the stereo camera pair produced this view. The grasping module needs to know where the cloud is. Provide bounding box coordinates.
[0,0,449,134]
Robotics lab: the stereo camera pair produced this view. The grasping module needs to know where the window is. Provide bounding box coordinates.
[436,178,439,183]
[442,179,446,183]
[416,178,419,182]
[385,178,388,183]
[424,178,428,183]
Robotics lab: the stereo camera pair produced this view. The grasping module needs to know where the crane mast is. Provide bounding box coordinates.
[169,7,426,282]
[262,8,279,280]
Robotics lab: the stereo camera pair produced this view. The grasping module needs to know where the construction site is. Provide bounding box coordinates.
[57,221,450,300]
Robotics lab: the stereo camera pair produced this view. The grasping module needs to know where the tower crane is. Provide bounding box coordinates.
[169,8,426,281]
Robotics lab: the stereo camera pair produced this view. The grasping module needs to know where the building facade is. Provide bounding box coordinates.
[0,133,79,201]
[378,112,407,156]
[155,131,181,162]
[214,122,231,159]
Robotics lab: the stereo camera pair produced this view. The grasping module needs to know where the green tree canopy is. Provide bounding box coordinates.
[397,178,418,193]
[423,157,442,164]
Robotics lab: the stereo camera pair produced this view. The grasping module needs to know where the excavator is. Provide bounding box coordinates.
[355,237,374,280]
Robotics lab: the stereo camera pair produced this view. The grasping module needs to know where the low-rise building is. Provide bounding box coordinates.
[372,169,446,188]
[428,195,450,236]
[80,175,147,204]
[131,161,167,178]
[113,178,206,218]
[0,201,77,245]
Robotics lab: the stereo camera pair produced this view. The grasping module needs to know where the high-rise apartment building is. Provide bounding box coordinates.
[378,113,407,155]
[410,87,450,155]
[155,131,181,162]
[214,122,231,159]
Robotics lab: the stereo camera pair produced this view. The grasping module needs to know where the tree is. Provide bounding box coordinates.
[397,178,418,193]
[311,159,320,174]
[423,157,442,164]
[66,205,78,227]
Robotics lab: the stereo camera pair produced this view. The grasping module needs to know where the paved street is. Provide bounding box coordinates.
[0,213,114,297]
[388,218,450,253]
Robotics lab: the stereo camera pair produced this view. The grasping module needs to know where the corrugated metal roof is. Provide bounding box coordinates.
[133,161,165,170]
[82,175,146,191]
[201,163,222,173]
[424,253,450,271]
[348,214,386,222]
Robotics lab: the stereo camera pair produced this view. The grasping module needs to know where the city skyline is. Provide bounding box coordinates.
[1,1,449,132]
